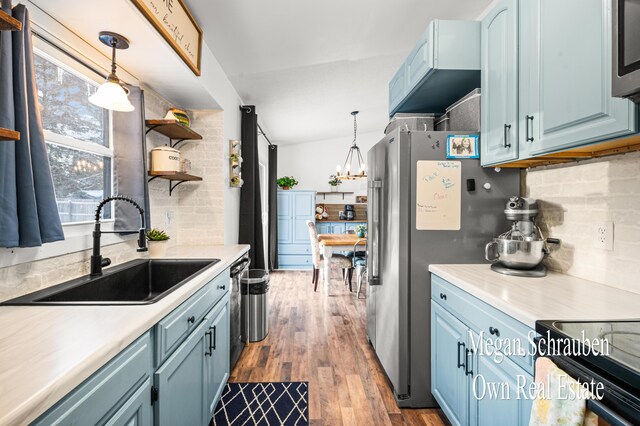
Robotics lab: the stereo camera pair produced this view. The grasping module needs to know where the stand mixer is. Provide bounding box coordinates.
[485,197,560,277]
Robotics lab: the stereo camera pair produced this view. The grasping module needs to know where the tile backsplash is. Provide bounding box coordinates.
[525,151,640,294]
[0,87,225,302]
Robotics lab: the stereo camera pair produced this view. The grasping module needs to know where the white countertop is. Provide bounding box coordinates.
[0,244,249,426]
[429,264,640,329]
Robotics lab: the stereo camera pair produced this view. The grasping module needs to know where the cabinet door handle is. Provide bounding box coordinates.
[439,293,447,300]
[465,348,474,376]
[526,115,534,142]
[187,316,195,324]
[504,124,512,148]
[489,326,500,337]
[205,330,213,356]
[457,342,466,369]
[217,285,226,290]
[212,325,217,350]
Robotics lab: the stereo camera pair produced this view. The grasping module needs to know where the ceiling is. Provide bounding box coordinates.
[29,0,221,110]
[184,0,493,145]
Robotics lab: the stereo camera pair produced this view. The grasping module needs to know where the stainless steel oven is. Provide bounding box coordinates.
[613,0,640,101]
[536,320,640,426]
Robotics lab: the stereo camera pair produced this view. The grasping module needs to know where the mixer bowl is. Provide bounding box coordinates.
[485,238,547,270]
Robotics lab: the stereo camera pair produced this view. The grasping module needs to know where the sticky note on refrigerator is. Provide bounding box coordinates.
[416,160,461,230]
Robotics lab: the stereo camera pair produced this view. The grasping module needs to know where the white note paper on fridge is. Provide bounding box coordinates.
[416,160,461,230]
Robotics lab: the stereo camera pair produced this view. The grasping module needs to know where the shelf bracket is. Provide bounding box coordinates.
[147,175,160,183]
[169,180,187,196]
[145,126,160,135]
[170,138,188,149]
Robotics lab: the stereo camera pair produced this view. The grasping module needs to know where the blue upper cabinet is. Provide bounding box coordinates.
[482,0,638,166]
[389,63,407,114]
[277,190,316,269]
[520,0,637,156]
[481,0,519,166]
[390,20,481,116]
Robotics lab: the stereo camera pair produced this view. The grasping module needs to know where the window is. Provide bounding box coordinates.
[34,49,113,224]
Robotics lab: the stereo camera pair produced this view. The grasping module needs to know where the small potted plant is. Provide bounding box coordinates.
[354,224,367,238]
[277,176,299,190]
[230,152,242,166]
[146,228,170,257]
[328,174,342,192]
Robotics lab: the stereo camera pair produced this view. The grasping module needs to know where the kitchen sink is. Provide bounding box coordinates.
[1,258,220,305]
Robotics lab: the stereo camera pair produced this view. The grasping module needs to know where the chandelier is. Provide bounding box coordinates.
[336,111,366,180]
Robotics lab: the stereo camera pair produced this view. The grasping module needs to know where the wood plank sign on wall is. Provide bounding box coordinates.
[415,160,461,230]
[130,0,203,75]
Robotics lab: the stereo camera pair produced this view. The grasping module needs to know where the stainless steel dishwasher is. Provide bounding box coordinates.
[229,254,250,370]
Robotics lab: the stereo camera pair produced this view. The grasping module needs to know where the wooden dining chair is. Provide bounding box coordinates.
[306,221,353,292]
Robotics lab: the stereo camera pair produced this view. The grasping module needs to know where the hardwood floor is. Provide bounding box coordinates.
[229,270,446,426]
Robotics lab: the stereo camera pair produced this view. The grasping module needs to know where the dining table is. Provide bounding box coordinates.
[317,233,367,295]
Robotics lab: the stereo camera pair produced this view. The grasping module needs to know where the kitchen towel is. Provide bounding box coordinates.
[529,357,598,426]
[212,382,308,426]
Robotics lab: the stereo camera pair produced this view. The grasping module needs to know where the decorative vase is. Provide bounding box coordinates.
[148,241,168,258]
[330,186,338,192]
[282,186,291,190]
[357,231,365,238]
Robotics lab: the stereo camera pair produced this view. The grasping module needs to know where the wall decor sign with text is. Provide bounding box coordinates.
[446,135,480,159]
[130,0,203,75]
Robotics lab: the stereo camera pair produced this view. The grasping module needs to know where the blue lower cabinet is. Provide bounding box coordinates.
[470,337,533,426]
[155,319,209,426]
[431,274,534,426]
[345,222,366,233]
[155,295,231,426]
[277,254,313,269]
[316,222,331,234]
[431,302,469,426]
[33,268,235,426]
[205,296,231,418]
[106,378,153,426]
[33,333,153,426]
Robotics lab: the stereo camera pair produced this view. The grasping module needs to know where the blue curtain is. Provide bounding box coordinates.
[0,2,64,247]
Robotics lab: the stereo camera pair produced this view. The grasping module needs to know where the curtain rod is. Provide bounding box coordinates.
[240,105,274,147]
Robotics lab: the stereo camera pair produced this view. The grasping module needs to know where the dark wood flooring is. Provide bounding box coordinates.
[229,270,446,425]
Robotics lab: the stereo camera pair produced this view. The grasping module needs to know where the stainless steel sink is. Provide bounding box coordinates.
[2,258,220,305]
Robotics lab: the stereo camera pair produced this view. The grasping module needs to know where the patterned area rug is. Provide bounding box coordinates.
[211,382,309,426]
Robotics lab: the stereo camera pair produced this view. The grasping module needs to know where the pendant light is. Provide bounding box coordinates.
[336,111,366,180]
[89,31,135,112]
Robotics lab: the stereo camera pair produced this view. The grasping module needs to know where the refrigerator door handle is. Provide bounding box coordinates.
[368,180,383,286]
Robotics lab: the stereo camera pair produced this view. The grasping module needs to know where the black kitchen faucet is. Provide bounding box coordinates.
[90,196,148,276]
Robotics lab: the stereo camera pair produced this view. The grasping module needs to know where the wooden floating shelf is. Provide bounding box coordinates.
[145,119,202,143]
[147,171,202,181]
[497,134,640,169]
[316,191,355,195]
[316,191,355,200]
[148,171,202,196]
[0,10,22,31]
[0,127,20,141]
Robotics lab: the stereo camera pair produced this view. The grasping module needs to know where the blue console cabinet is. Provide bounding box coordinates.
[431,274,534,426]
[277,190,316,269]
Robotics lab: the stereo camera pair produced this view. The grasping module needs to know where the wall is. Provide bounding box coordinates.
[0,88,226,303]
[525,152,640,295]
[277,130,382,204]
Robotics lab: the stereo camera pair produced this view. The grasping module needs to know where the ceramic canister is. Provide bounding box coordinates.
[150,146,181,172]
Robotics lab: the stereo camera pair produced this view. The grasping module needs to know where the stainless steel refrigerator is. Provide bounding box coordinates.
[366,129,519,407]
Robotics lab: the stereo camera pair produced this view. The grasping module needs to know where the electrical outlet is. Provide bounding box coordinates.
[165,211,174,227]
[594,221,614,250]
